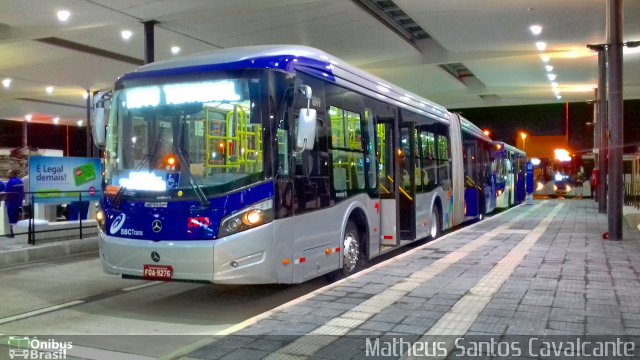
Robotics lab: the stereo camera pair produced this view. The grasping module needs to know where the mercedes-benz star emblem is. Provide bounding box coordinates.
[152,220,163,233]
[151,251,160,263]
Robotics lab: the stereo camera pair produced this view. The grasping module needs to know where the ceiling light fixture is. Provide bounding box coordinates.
[83,92,89,99]
[53,117,60,124]
[545,65,554,72]
[551,82,559,88]
[171,46,181,55]
[556,95,562,100]
[121,30,132,40]
[536,41,547,51]
[46,86,54,94]
[77,120,83,127]
[547,73,556,81]
[541,54,551,62]
[57,10,71,22]
[2,78,10,88]
[530,25,542,35]
[25,114,32,122]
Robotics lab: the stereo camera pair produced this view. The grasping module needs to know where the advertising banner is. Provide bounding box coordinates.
[29,156,102,204]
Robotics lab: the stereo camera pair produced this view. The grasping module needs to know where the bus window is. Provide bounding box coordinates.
[329,106,365,195]
[437,134,451,186]
[419,130,437,191]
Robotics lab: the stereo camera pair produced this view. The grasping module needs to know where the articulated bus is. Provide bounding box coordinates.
[92,45,497,285]
[493,142,526,208]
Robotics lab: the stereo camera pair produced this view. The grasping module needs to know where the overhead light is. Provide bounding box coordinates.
[623,46,640,55]
[77,120,84,127]
[171,46,181,55]
[57,10,71,22]
[540,55,550,62]
[551,81,559,88]
[2,78,10,88]
[553,88,560,95]
[556,95,562,100]
[545,65,554,72]
[46,86,54,94]
[536,41,547,51]
[530,25,542,35]
[53,117,60,124]
[547,73,556,81]
[121,30,133,40]
[83,92,89,99]
[25,114,32,122]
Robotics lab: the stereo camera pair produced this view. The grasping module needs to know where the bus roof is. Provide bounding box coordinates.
[459,115,492,142]
[117,45,450,122]
[494,141,526,156]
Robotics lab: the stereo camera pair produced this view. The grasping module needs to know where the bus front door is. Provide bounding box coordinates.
[377,119,416,247]
[377,119,399,247]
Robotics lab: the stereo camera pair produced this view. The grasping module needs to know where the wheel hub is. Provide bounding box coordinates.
[343,234,359,273]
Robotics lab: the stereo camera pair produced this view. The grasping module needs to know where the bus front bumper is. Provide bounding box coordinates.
[99,223,281,284]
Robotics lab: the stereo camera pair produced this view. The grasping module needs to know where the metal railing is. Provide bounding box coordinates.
[624,180,640,209]
[20,190,99,245]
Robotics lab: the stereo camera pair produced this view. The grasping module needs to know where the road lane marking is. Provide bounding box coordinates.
[0,300,84,325]
[122,281,163,292]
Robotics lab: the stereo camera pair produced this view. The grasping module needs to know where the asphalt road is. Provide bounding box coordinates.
[0,255,326,359]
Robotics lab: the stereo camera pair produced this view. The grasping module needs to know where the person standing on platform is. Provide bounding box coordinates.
[5,170,24,238]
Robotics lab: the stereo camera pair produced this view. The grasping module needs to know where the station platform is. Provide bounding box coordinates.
[178,199,640,359]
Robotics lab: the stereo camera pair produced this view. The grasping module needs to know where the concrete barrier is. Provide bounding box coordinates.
[0,236,99,268]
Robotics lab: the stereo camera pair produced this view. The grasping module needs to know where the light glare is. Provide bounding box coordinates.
[57,10,71,22]
[536,41,547,51]
[2,78,11,88]
[530,25,542,35]
[171,46,181,54]
[121,30,133,40]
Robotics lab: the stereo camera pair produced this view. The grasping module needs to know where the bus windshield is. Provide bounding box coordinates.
[105,73,267,199]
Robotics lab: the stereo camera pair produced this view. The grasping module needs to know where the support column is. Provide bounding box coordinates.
[85,89,91,157]
[607,0,624,240]
[593,88,599,202]
[598,48,607,213]
[143,20,159,64]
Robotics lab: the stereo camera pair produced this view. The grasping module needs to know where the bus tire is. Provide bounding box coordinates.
[325,221,364,281]
[430,207,441,239]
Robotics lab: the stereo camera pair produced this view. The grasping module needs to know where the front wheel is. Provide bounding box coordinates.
[325,221,365,281]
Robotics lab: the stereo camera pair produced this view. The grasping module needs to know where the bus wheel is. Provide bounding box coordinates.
[430,207,441,239]
[325,221,363,282]
[342,221,362,275]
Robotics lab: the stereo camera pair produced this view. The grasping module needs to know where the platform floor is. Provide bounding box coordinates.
[183,199,640,359]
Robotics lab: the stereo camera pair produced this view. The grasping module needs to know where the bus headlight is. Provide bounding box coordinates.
[219,198,273,238]
[96,209,106,230]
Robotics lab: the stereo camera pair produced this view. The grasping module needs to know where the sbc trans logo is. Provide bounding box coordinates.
[8,336,72,359]
[109,213,126,235]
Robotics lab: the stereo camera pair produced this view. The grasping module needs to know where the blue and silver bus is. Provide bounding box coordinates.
[92,45,495,284]
[493,141,526,208]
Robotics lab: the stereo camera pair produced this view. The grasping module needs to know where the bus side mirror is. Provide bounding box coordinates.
[296,85,316,151]
[91,91,111,148]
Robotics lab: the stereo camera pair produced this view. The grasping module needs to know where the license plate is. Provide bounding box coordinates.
[143,265,173,280]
